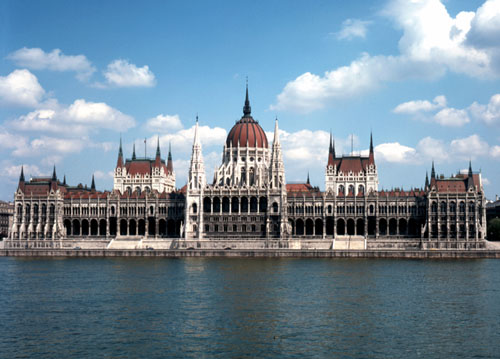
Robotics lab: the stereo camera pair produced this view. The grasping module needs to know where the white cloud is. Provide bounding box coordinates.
[393,95,446,114]
[450,134,490,159]
[12,99,135,135]
[145,114,183,132]
[469,93,500,125]
[1,163,43,179]
[7,47,95,81]
[375,142,417,163]
[0,69,45,107]
[103,59,156,87]
[491,145,500,158]
[416,137,449,161]
[94,170,114,179]
[336,19,372,40]
[272,0,500,113]
[13,136,86,157]
[433,107,470,126]
[466,0,500,49]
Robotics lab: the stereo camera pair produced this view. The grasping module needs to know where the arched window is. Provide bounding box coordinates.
[338,185,345,195]
[358,185,365,195]
[192,203,197,214]
[272,202,279,213]
[135,187,141,195]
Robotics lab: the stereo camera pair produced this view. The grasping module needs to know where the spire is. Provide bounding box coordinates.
[132,142,136,160]
[156,136,161,157]
[193,116,200,145]
[19,165,25,182]
[63,175,66,186]
[91,174,95,191]
[431,161,435,179]
[52,165,57,181]
[307,171,310,185]
[468,160,473,177]
[117,136,124,168]
[243,79,251,117]
[273,117,280,145]
[425,171,429,189]
[167,142,174,174]
[370,131,374,154]
[327,132,336,167]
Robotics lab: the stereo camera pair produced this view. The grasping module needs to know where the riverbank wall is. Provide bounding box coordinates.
[1,248,500,259]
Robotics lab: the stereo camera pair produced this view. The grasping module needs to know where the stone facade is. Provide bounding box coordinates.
[6,87,487,250]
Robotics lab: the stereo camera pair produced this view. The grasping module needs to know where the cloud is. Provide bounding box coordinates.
[7,47,95,81]
[13,136,86,157]
[393,95,446,114]
[102,59,156,87]
[272,0,500,113]
[0,69,45,107]
[469,93,500,125]
[375,142,417,163]
[416,137,449,161]
[94,170,114,179]
[433,107,470,126]
[336,19,372,40]
[491,145,500,158]
[466,0,500,49]
[12,99,135,135]
[1,163,43,180]
[450,134,490,158]
[145,114,183,132]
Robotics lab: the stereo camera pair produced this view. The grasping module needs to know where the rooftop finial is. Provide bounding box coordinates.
[132,142,136,160]
[431,160,435,179]
[307,171,310,185]
[243,78,251,117]
[91,174,95,191]
[52,165,57,181]
[468,160,473,177]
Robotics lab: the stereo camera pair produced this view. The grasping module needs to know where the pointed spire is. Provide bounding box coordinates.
[119,135,123,157]
[327,132,336,166]
[468,160,473,177]
[425,171,429,189]
[167,142,174,174]
[431,161,435,179]
[370,131,374,154]
[193,116,200,145]
[368,131,375,165]
[19,165,25,182]
[273,117,280,145]
[132,142,136,160]
[63,175,66,186]
[156,136,161,157]
[91,174,95,191]
[307,171,310,185]
[117,136,124,168]
[52,165,57,181]
[243,78,251,117]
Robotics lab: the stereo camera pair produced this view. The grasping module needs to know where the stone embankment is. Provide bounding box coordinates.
[1,248,500,259]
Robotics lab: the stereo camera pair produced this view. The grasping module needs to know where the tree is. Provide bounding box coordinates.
[487,218,500,241]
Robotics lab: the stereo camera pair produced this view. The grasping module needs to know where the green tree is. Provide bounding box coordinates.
[487,218,500,241]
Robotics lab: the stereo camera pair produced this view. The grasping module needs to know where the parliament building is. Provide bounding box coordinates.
[7,87,487,250]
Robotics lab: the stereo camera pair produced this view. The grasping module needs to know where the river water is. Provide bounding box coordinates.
[0,257,499,358]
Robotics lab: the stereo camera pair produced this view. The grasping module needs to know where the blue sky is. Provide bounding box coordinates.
[1,0,500,200]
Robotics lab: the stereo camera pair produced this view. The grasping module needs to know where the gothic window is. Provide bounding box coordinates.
[272,202,279,213]
[249,167,255,186]
[358,185,365,196]
[192,203,197,214]
[136,187,141,195]
[348,185,355,195]
[338,185,345,196]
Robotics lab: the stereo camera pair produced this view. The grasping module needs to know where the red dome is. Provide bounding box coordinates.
[226,84,269,148]
[226,117,268,148]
